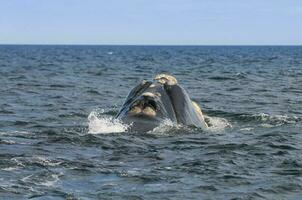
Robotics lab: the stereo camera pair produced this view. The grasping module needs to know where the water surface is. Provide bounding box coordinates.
[0,45,302,199]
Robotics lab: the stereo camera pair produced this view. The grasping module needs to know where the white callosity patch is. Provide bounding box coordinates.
[142,92,156,98]
[88,110,130,134]
[154,74,178,85]
[129,106,142,115]
[142,107,156,117]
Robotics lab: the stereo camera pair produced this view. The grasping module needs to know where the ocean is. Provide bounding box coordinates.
[0,45,302,199]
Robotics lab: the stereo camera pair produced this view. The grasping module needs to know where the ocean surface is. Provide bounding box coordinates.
[0,45,302,199]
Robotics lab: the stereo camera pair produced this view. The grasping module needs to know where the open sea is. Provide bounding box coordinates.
[0,45,302,199]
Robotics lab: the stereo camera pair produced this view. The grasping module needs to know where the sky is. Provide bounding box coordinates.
[0,0,302,45]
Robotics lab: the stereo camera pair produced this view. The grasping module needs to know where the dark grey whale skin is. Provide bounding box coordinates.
[115,79,207,132]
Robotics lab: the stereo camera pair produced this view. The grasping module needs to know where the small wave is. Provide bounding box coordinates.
[0,109,14,114]
[39,173,62,187]
[7,158,25,171]
[148,116,231,134]
[208,76,235,81]
[205,116,232,132]
[88,110,130,134]
[0,139,16,145]
[148,119,178,134]
[20,172,63,188]
[241,113,300,126]
[239,127,254,131]
[257,113,299,124]
[0,130,32,136]
[208,73,247,81]
[2,166,20,171]
[31,156,62,167]
[8,156,62,169]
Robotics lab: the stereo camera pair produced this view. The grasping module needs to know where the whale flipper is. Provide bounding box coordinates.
[165,84,208,129]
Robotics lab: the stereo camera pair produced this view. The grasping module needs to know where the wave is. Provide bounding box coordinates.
[38,173,62,187]
[20,172,63,188]
[0,139,16,145]
[208,72,248,81]
[87,109,232,134]
[0,130,32,136]
[147,119,179,134]
[239,113,300,126]
[205,116,232,132]
[235,113,300,131]
[148,116,231,134]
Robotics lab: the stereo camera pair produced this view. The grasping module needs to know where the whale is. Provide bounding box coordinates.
[115,74,208,132]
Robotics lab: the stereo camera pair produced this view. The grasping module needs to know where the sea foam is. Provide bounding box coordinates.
[205,116,232,132]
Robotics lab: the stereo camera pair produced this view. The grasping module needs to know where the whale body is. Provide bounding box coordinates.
[115,74,208,132]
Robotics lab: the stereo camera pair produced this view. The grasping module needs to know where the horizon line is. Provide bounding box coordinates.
[0,43,302,46]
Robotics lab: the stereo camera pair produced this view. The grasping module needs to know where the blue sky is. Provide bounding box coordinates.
[0,0,301,45]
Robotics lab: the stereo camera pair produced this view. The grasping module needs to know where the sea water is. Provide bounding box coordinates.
[0,45,302,199]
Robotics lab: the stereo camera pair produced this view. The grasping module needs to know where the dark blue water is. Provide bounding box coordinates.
[0,45,302,199]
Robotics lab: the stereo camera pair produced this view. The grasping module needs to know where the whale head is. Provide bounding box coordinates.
[116,74,208,132]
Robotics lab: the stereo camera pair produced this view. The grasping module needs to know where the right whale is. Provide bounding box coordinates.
[115,74,208,132]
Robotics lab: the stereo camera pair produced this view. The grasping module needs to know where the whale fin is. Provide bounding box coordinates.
[165,84,208,129]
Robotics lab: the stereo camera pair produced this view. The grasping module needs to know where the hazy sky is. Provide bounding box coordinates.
[0,0,301,45]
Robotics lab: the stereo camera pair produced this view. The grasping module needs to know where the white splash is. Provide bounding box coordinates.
[205,116,232,132]
[39,173,61,187]
[148,119,178,134]
[88,110,130,134]
[149,117,231,134]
